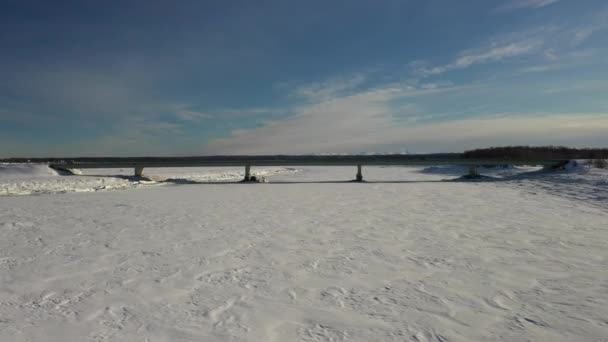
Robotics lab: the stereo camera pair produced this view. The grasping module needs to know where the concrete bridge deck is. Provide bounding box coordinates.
[41,154,565,181]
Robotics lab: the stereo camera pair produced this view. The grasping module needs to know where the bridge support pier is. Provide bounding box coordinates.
[355,164,363,182]
[134,166,145,177]
[467,165,480,178]
[244,165,251,182]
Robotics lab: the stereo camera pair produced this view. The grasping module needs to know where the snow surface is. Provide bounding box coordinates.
[1,165,607,341]
[0,164,297,196]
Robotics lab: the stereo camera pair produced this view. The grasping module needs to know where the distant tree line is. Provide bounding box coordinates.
[463,146,608,160]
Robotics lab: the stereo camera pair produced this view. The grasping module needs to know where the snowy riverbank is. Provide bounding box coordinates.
[0,164,298,196]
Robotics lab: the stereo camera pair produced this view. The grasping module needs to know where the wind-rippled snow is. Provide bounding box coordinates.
[0,165,607,341]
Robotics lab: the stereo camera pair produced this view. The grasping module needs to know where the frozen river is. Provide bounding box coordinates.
[1,164,607,341]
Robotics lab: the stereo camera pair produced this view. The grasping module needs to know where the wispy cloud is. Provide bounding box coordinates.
[412,39,542,76]
[411,12,607,78]
[520,49,597,73]
[290,74,367,101]
[494,0,559,13]
[202,78,474,154]
[201,74,608,154]
[173,109,213,123]
[451,41,539,69]
[175,111,210,122]
[204,108,608,154]
[570,16,608,46]
[520,64,562,73]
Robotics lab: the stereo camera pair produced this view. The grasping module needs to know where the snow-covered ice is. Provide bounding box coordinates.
[0,165,607,341]
[0,164,297,196]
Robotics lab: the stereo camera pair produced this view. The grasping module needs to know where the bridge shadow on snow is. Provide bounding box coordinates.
[82,168,576,185]
[160,178,453,185]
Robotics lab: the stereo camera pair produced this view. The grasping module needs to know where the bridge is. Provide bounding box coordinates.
[41,154,566,182]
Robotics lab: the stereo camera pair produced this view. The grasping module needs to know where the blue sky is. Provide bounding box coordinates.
[1,0,608,156]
